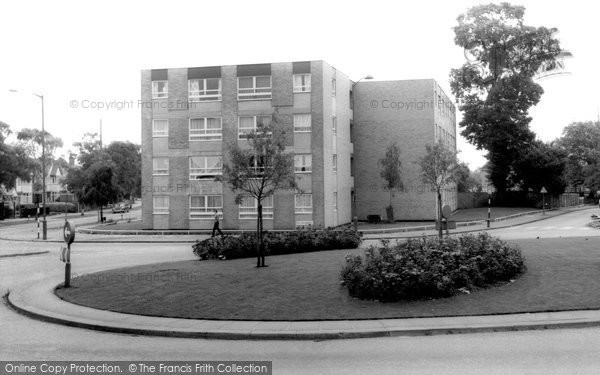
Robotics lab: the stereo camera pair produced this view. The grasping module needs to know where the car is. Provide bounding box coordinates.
[112,204,130,214]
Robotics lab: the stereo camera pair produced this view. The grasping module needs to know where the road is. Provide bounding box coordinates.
[1,207,600,374]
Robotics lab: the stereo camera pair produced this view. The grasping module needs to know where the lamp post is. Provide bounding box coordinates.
[351,75,373,225]
[9,89,47,240]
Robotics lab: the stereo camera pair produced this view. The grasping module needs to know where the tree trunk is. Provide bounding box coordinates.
[256,203,261,267]
[100,205,103,223]
[437,191,443,239]
[387,190,394,222]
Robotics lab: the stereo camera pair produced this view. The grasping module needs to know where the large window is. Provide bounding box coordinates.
[153,158,169,175]
[153,196,169,214]
[293,114,311,132]
[238,115,272,139]
[238,76,272,100]
[294,154,312,173]
[331,78,336,95]
[189,118,222,141]
[332,154,337,172]
[239,196,273,219]
[189,195,223,219]
[293,74,311,92]
[295,194,312,214]
[189,156,222,179]
[152,80,168,99]
[333,192,338,209]
[332,116,337,135]
[152,119,168,137]
[188,78,221,101]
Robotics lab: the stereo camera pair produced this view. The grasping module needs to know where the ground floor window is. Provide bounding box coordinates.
[189,195,223,219]
[153,196,169,214]
[239,196,273,219]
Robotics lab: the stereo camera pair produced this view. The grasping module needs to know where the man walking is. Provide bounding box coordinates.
[212,209,224,237]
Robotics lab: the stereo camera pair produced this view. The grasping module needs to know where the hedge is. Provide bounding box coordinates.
[192,229,363,260]
[19,202,78,217]
[341,233,525,302]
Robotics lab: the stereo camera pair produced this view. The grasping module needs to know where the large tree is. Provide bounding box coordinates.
[0,121,33,190]
[16,127,63,193]
[513,140,566,195]
[450,3,562,196]
[556,121,600,194]
[378,142,403,222]
[218,112,296,267]
[417,141,459,239]
[105,141,141,199]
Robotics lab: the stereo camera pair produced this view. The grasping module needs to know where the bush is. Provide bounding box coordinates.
[192,229,362,260]
[340,233,525,302]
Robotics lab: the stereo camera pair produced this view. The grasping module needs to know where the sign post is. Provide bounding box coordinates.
[540,187,548,215]
[61,221,76,287]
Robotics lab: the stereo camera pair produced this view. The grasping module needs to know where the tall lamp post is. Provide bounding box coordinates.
[9,89,47,240]
[351,75,373,228]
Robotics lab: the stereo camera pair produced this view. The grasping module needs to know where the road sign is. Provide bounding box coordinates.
[63,221,75,245]
[442,205,452,218]
[540,187,548,194]
[59,246,71,263]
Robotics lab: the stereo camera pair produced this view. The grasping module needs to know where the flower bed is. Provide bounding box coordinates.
[341,233,525,302]
[192,229,362,260]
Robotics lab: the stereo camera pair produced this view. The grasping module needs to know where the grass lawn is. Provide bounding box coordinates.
[56,237,600,321]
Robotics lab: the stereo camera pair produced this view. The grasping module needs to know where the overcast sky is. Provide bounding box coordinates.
[0,0,598,169]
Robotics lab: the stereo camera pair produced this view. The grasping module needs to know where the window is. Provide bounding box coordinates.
[189,156,222,179]
[248,155,267,176]
[238,115,272,139]
[294,154,312,173]
[350,121,354,142]
[152,119,168,137]
[152,80,168,99]
[189,195,223,219]
[293,114,311,132]
[295,194,312,214]
[188,78,222,101]
[333,192,338,209]
[332,116,337,135]
[332,154,337,172]
[153,196,169,214]
[238,76,272,100]
[331,78,336,95]
[153,158,169,175]
[296,221,313,228]
[189,118,222,141]
[239,196,273,219]
[293,74,311,92]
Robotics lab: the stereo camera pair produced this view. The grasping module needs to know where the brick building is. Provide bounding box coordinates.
[141,61,456,230]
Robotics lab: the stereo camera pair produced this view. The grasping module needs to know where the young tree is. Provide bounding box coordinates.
[450,3,562,197]
[378,142,403,222]
[217,113,296,267]
[105,141,142,199]
[417,141,459,238]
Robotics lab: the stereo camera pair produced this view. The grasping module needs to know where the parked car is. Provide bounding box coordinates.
[112,204,130,214]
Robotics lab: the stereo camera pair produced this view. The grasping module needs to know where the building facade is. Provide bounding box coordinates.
[141,61,457,230]
[12,161,67,204]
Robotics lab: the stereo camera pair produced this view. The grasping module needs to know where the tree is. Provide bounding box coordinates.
[450,3,562,197]
[417,141,459,238]
[556,121,600,194]
[378,142,403,222]
[0,121,34,190]
[513,140,566,194]
[105,141,141,199]
[16,127,64,194]
[81,164,119,221]
[217,112,296,267]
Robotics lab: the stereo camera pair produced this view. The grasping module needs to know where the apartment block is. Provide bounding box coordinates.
[141,61,457,230]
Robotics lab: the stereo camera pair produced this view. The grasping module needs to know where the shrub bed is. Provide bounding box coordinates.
[192,229,362,260]
[340,233,525,302]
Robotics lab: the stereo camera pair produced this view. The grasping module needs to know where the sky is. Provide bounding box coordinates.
[0,0,598,169]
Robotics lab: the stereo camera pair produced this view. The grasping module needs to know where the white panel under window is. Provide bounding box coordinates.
[152,119,168,137]
[153,158,169,175]
[153,196,169,214]
[239,196,274,219]
[189,195,223,219]
[295,194,312,214]
[294,154,312,173]
[294,114,311,132]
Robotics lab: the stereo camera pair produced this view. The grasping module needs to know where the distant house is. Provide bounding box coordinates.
[13,160,67,204]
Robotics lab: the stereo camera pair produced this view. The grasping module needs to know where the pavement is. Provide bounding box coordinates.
[4,204,600,341]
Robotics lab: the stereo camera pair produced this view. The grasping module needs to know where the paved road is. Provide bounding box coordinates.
[1,207,600,373]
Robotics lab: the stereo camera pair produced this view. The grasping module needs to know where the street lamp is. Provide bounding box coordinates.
[8,89,47,240]
[350,75,373,227]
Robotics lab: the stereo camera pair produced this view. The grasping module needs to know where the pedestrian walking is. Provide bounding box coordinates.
[212,209,224,237]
